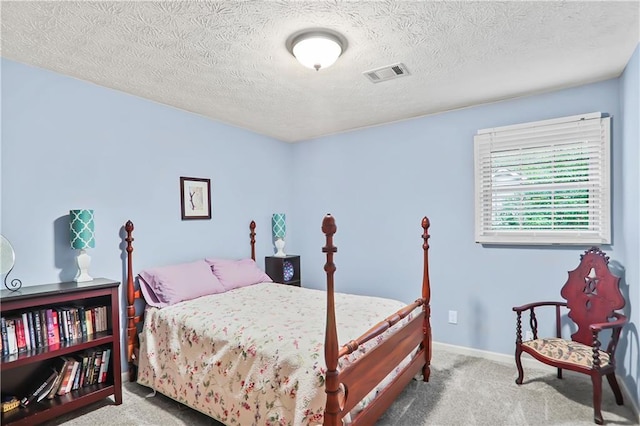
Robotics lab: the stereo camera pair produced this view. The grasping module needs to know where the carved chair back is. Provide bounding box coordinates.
[560,247,624,346]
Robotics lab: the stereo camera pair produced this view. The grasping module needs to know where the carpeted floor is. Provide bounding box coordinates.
[46,348,638,426]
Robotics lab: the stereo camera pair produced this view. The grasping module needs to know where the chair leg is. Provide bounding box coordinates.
[515,346,524,385]
[606,373,624,405]
[591,374,604,425]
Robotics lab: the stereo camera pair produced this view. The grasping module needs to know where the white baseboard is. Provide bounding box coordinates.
[432,341,640,423]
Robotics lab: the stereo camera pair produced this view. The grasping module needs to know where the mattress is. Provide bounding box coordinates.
[137,282,414,426]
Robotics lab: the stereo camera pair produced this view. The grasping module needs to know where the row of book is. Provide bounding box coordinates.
[17,347,112,409]
[1,305,110,356]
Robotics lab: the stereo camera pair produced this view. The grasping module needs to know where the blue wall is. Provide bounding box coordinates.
[1,59,292,283]
[2,45,639,407]
[619,44,640,408]
[292,48,639,406]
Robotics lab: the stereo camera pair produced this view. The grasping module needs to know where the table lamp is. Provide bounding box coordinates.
[272,213,286,257]
[70,209,95,282]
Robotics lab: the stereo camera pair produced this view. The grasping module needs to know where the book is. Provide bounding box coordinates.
[60,309,69,341]
[45,358,70,399]
[64,359,80,394]
[33,310,43,348]
[6,318,18,355]
[99,348,111,383]
[90,349,103,385]
[57,358,77,396]
[78,354,89,388]
[72,355,84,390]
[79,307,87,337]
[46,309,56,346]
[51,310,61,346]
[15,318,26,353]
[85,309,93,337]
[20,368,58,407]
[21,312,31,351]
[26,311,36,350]
[1,317,8,356]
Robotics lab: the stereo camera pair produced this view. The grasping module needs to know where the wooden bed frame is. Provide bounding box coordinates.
[123,214,432,426]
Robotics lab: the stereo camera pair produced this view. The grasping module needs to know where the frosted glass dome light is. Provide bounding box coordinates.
[287,30,347,71]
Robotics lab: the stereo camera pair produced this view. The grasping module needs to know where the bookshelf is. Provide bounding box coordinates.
[0,278,122,425]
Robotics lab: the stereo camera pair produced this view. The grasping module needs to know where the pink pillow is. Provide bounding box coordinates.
[205,258,272,291]
[138,259,226,308]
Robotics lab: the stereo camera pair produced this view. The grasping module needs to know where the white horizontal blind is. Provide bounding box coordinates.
[474,113,611,245]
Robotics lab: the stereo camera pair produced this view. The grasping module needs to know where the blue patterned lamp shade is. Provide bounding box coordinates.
[272,213,286,239]
[70,209,95,250]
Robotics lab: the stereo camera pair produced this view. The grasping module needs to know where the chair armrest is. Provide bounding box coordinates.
[590,312,627,333]
[512,301,566,313]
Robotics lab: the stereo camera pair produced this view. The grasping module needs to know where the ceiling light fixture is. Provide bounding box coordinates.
[286,29,347,71]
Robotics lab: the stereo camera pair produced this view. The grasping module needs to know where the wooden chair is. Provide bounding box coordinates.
[513,247,627,425]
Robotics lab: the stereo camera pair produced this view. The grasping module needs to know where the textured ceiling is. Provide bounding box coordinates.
[1,1,639,143]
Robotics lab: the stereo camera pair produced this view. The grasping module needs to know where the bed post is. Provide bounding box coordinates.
[421,216,432,382]
[322,215,340,426]
[250,220,256,261]
[125,220,137,382]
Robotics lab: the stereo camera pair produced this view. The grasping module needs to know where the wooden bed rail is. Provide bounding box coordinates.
[338,299,424,358]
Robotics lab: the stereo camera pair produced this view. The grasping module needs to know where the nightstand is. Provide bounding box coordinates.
[265,255,301,287]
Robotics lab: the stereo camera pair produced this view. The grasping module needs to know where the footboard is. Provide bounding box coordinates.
[322,215,432,426]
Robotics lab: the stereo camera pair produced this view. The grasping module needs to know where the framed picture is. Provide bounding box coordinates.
[180,177,211,220]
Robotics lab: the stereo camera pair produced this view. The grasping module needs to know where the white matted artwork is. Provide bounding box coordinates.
[180,176,211,220]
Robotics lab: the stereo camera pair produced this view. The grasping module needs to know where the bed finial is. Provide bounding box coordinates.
[249,220,256,261]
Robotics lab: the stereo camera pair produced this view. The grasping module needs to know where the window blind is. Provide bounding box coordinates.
[474,112,611,245]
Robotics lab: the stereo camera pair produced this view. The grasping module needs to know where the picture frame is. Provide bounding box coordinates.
[180,177,211,220]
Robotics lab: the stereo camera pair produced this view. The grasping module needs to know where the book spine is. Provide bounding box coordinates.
[90,349,103,385]
[74,308,81,339]
[85,309,93,336]
[79,306,87,337]
[51,310,60,346]
[99,348,111,383]
[6,318,18,355]
[57,359,76,396]
[46,359,68,399]
[55,309,64,342]
[38,310,48,347]
[61,309,69,341]
[26,311,36,350]
[15,318,26,352]
[20,313,31,351]
[46,309,55,346]
[1,317,9,356]
[65,360,79,394]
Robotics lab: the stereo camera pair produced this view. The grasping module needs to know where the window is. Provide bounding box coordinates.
[474,112,611,245]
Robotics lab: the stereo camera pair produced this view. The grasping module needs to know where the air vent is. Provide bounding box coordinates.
[363,63,410,83]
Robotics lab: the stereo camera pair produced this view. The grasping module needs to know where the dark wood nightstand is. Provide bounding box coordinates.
[265,255,301,287]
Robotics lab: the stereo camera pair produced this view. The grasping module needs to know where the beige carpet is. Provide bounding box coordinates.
[46,348,638,426]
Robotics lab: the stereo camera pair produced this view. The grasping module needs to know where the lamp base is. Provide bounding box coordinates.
[75,249,93,282]
[274,238,286,257]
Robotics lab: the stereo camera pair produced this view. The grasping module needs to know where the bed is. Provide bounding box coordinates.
[123,214,432,425]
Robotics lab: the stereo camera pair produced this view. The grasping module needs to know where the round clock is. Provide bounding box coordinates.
[283,260,295,282]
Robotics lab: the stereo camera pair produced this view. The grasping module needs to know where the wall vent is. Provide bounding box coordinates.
[363,63,410,83]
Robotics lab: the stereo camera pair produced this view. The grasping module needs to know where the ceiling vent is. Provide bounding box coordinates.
[363,63,410,83]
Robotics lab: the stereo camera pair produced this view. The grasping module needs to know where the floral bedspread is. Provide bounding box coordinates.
[137,282,415,426]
